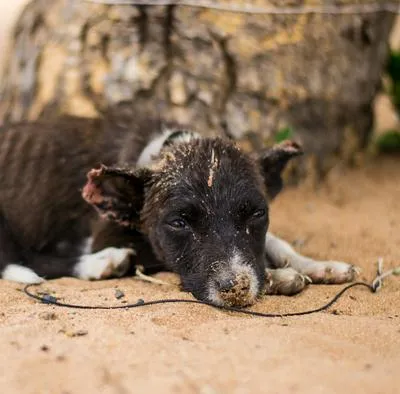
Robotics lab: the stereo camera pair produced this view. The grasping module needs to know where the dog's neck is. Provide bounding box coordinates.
[136,127,200,167]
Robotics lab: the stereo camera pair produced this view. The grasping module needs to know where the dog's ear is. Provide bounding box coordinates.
[258,140,303,200]
[82,165,152,228]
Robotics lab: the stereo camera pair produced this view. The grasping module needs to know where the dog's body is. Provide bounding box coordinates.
[0,108,356,306]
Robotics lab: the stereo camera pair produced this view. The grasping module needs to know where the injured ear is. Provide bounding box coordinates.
[82,165,152,228]
[259,140,303,200]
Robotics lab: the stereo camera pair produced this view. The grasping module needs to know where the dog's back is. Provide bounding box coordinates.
[1,117,103,250]
[0,111,162,267]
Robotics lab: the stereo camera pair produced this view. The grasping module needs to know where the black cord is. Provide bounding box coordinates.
[23,281,375,318]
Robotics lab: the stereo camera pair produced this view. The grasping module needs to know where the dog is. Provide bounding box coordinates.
[0,105,357,307]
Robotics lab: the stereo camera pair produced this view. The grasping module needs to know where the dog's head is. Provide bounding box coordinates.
[82,137,302,307]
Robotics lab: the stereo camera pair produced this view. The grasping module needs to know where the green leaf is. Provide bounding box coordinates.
[275,127,293,143]
[387,51,400,114]
[376,130,400,153]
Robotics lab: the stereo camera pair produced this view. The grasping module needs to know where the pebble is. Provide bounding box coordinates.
[61,329,88,337]
[39,312,57,320]
[115,289,125,299]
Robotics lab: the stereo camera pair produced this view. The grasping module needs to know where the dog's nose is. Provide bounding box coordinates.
[217,277,238,292]
[217,273,254,307]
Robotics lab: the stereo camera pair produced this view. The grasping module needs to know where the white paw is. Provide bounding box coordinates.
[265,267,311,296]
[2,264,44,284]
[304,261,358,284]
[74,247,135,280]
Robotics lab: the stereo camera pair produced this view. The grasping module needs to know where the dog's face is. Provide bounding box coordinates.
[83,138,302,307]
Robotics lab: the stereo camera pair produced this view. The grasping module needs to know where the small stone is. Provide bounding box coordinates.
[40,345,49,352]
[115,289,125,299]
[73,330,88,337]
[39,312,57,320]
[62,329,88,337]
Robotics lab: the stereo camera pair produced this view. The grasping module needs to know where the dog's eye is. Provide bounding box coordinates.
[168,218,188,229]
[252,209,266,219]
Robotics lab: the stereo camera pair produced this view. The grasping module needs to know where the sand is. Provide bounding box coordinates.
[0,155,399,394]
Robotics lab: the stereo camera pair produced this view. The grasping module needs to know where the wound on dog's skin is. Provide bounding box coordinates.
[82,166,151,228]
[207,149,219,188]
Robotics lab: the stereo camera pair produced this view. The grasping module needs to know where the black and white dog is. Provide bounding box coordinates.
[0,107,356,307]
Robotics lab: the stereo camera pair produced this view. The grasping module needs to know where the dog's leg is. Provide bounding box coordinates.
[1,231,133,283]
[90,219,164,275]
[73,247,134,280]
[4,248,134,283]
[265,232,357,284]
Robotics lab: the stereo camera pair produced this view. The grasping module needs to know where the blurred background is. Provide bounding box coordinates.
[0,0,399,181]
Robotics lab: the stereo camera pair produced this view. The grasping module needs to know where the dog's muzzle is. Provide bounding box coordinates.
[209,266,260,307]
[217,273,255,307]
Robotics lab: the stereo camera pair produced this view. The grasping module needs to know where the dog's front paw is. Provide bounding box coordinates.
[264,268,312,296]
[74,247,135,280]
[304,261,359,284]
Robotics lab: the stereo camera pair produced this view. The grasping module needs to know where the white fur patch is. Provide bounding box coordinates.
[2,264,44,284]
[80,237,93,256]
[73,247,135,280]
[137,132,171,167]
[137,127,200,167]
[207,283,224,306]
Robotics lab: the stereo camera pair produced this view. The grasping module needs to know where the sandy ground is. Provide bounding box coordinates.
[0,155,399,394]
[0,4,399,394]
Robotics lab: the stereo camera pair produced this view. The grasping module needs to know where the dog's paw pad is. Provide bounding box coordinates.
[74,247,135,280]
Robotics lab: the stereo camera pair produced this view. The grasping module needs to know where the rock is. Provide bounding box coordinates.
[39,312,57,320]
[114,289,125,299]
[0,0,395,179]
